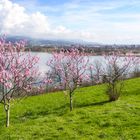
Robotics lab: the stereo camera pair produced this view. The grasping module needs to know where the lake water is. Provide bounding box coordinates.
[30,52,139,79]
[31,52,106,75]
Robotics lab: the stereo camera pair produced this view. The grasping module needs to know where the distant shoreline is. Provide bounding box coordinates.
[25,46,140,57]
[26,50,140,57]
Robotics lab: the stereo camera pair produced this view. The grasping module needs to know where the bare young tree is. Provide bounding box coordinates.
[103,52,138,101]
[88,60,102,85]
[132,62,140,78]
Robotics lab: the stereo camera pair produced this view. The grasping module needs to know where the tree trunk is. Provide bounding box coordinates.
[69,92,73,111]
[4,101,10,127]
[6,105,10,127]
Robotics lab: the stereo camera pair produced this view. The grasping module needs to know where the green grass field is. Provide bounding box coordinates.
[0,78,140,140]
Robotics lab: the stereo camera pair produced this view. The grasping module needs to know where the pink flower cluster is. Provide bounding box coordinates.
[0,37,40,97]
[47,48,90,90]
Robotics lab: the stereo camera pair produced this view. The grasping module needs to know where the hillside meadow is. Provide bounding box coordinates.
[0,78,140,140]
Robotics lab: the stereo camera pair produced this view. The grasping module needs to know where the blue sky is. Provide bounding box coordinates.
[1,0,140,44]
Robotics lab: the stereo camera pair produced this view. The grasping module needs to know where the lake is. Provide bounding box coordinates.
[31,52,106,74]
[31,52,139,76]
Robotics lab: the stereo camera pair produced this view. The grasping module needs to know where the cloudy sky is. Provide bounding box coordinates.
[0,0,140,44]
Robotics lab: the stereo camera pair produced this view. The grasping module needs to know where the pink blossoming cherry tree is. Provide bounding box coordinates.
[0,37,40,127]
[47,48,90,111]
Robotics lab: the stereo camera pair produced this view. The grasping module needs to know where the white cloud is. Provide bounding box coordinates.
[0,0,94,41]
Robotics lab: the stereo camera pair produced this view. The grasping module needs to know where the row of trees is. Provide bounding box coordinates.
[0,38,139,127]
[46,50,139,108]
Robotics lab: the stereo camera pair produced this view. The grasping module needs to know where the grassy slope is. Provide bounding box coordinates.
[0,78,140,140]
